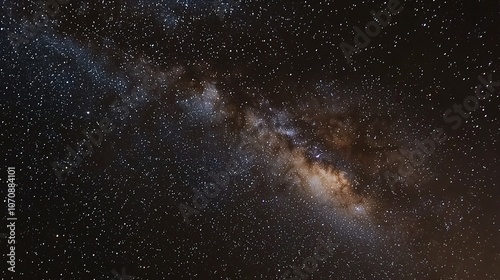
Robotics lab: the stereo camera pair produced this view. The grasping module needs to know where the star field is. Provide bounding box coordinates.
[1,0,499,279]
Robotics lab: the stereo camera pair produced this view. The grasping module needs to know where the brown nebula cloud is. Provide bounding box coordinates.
[233,107,376,220]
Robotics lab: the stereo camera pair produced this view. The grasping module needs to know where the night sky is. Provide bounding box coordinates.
[1,0,499,279]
